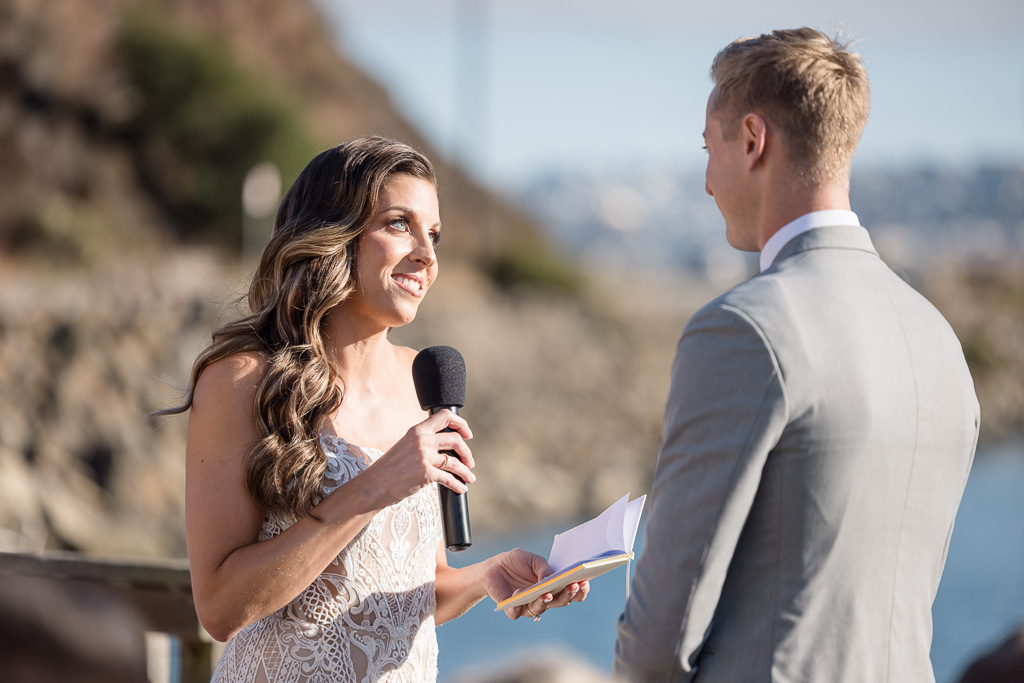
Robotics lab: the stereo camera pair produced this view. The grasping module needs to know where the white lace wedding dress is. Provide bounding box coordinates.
[211,435,443,683]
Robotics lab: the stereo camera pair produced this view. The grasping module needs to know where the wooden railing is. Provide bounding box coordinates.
[0,550,214,682]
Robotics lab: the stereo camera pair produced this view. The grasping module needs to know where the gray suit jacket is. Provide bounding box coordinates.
[614,225,980,682]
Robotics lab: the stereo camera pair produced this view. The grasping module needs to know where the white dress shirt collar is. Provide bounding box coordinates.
[759,209,861,272]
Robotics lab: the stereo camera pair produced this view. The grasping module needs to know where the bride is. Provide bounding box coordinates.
[167,136,587,682]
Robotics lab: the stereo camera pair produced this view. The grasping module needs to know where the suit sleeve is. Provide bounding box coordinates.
[614,302,789,682]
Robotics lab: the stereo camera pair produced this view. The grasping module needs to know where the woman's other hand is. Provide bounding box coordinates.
[484,548,590,621]
[361,409,475,508]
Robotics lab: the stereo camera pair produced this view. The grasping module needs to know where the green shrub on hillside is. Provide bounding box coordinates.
[487,246,584,297]
[117,15,315,247]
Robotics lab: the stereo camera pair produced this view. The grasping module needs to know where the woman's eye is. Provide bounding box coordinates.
[388,218,410,232]
[430,230,442,247]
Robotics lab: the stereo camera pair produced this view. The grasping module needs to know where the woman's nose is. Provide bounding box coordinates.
[410,236,436,267]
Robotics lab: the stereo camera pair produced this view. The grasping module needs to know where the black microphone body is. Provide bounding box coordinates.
[412,346,471,551]
[428,404,472,551]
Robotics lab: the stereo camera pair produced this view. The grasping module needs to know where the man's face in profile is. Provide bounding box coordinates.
[703,90,757,252]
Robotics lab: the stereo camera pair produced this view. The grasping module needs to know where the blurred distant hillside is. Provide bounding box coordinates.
[519,165,1024,441]
[0,0,552,261]
[519,165,1024,277]
[0,0,1020,561]
[0,0,667,557]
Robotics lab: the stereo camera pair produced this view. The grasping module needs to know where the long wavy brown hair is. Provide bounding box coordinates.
[161,136,436,519]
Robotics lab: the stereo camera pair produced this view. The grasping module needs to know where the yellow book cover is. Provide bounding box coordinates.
[494,493,646,612]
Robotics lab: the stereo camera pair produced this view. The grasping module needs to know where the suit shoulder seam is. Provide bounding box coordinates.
[716,302,791,417]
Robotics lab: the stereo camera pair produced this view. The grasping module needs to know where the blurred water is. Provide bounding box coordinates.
[438,444,1024,682]
[931,444,1024,681]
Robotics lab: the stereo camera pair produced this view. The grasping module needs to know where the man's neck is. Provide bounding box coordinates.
[757,182,851,250]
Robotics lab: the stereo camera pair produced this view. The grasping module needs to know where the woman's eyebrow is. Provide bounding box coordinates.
[380,204,414,213]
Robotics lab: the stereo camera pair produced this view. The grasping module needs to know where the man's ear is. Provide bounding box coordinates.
[741,113,767,171]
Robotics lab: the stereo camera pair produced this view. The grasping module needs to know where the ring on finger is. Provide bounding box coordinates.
[439,453,449,470]
[526,605,541,622]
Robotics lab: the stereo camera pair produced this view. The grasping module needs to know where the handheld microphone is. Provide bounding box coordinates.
[412,345,471,551]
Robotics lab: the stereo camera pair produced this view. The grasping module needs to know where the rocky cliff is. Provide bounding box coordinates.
[1,0,1019,561]
[0,0,674,557]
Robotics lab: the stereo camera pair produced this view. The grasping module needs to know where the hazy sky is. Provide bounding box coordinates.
[317,0,1024,189]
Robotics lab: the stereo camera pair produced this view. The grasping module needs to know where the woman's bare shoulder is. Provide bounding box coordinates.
[194,351,267,408]
[393,344,419,368]
[188,352,267,461]
[392,344,425,406]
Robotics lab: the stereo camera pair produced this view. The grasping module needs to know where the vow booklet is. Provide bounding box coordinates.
[493,492,646,611]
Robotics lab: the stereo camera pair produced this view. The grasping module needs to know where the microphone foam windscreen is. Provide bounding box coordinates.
[412,346,466,409]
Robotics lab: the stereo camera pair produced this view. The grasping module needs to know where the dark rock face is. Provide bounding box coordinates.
[0,0,647,556]
[0,254,679,557]
[0,254,226,556]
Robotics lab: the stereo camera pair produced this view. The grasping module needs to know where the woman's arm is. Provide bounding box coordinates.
[185,353,474,642]
[433,543,589,625]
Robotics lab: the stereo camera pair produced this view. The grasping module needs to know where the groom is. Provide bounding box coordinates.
[614,28,980,682]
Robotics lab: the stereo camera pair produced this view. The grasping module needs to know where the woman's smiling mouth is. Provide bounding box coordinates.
[392,273,425,296]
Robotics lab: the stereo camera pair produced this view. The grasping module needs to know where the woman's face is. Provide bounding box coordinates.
[348,174,441,330]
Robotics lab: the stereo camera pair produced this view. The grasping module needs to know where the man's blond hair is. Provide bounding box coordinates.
[710,27,870,188]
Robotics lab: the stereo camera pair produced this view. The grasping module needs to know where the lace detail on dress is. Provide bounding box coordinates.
[211,435,443,683]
